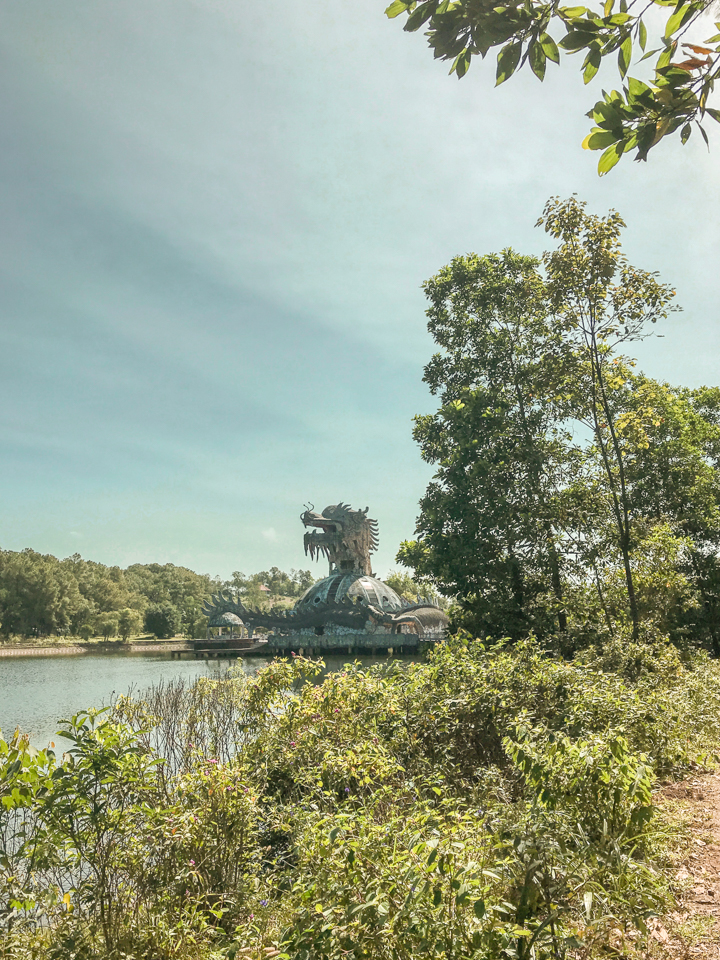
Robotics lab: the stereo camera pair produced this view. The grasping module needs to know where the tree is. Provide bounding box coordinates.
[397,247,579,639]
[539,196,676,639]
[0,549,85,638]
[118,608,144,642]
[400,197,688,644]
[144,602,181,640]
[95,613,119,641]
[385,0,720,171]
[385,569,448,607]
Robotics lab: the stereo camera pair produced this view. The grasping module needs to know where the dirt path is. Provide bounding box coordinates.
[647,773,720,957]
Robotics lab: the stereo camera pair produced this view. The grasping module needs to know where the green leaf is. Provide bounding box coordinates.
[627,76,652,100]
[473,899,486,918]
[451,48,472,77]
[706,107,720,122]
[540,33,560,63]
[584,128,622,148]
[680,121,692,142]
[529,40,547,80]
[656,45,673,68]
[598,141,624,173]
[560,5,588,17]
[638,19,647,50]
[404,3,435,31]
[583,46,602,82]
[495,41,523,85]
[665,3,691,38]
[604,0,614,14]
[385,0,411,18]
[618,35,632,77]
[560,29,599,51]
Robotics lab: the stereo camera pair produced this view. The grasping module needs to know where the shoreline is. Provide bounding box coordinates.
[0,639,192,658]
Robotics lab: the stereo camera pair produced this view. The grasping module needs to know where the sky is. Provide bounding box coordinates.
[0,0,718,580]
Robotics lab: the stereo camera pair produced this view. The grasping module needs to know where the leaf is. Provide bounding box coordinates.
[385,0,410,18]
[584,128,622,148]
[657,46,673,69]
[496,41,523,85]
[560,5,588,17]
[405,3,435,31]
[705,107,720,122]
[560,30,597,51]
[529,40,547,80]
[627,76,652,100]
[638,19,647,50]
[604,0,613,16]
[673,57,708,69]
[584,46,602,82]
[684,42,713,54]
[451,48,472,77]
[699,123,709,147]
[540,33,561,63]
[618,35,632,77]
[598,141,623,173]
[474,899,486,918]
[665,4,692,38]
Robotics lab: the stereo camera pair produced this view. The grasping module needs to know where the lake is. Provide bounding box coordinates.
[0,650,415,747]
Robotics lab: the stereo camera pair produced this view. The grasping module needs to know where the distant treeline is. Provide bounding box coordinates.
[0,549,316,641]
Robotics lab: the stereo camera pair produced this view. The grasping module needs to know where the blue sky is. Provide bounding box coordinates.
[0,0,718,580]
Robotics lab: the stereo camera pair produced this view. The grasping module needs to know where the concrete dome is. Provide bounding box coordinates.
[295,572,406,613]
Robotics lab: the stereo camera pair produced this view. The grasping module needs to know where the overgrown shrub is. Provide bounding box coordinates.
[3,637,720,958]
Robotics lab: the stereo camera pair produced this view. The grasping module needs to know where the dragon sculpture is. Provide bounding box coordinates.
[202,501,449,641]
[301,502,378,575]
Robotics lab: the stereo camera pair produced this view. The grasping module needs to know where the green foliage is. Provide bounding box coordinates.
[0,550,313,642]
[117,608,143,642]
[144,601,181,639]
[399,197,718,649]
[384,569,447,607]
[385,0,720,170]
[396,246,576,640]
[3,639,720,957]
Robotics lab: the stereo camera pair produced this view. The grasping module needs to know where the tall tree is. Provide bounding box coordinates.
[397,248,577,638]
[386,0,720,171]
[540,196,676,639]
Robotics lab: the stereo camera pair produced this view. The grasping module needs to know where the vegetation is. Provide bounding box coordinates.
[0,555,316,642]
[385,0,720,171]
[2,637,719,958]
[399,196,720,653]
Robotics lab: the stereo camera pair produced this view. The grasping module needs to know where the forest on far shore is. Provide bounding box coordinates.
[0,551,318,642]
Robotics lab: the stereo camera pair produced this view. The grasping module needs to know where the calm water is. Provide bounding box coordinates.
[0,654,272,747]
[0,651,414,748]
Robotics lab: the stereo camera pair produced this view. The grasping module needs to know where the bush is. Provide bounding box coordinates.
[3,638,720,958]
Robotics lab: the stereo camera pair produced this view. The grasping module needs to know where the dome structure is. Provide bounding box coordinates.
[208,610,244,628]
[295,571,406,614]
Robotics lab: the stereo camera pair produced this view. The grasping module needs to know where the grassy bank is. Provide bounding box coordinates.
[2,635,720,959]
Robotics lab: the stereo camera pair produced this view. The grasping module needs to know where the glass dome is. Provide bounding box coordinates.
[295,571,406,613]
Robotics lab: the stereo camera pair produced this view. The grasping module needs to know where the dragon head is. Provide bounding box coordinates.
[301,502,378,575]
